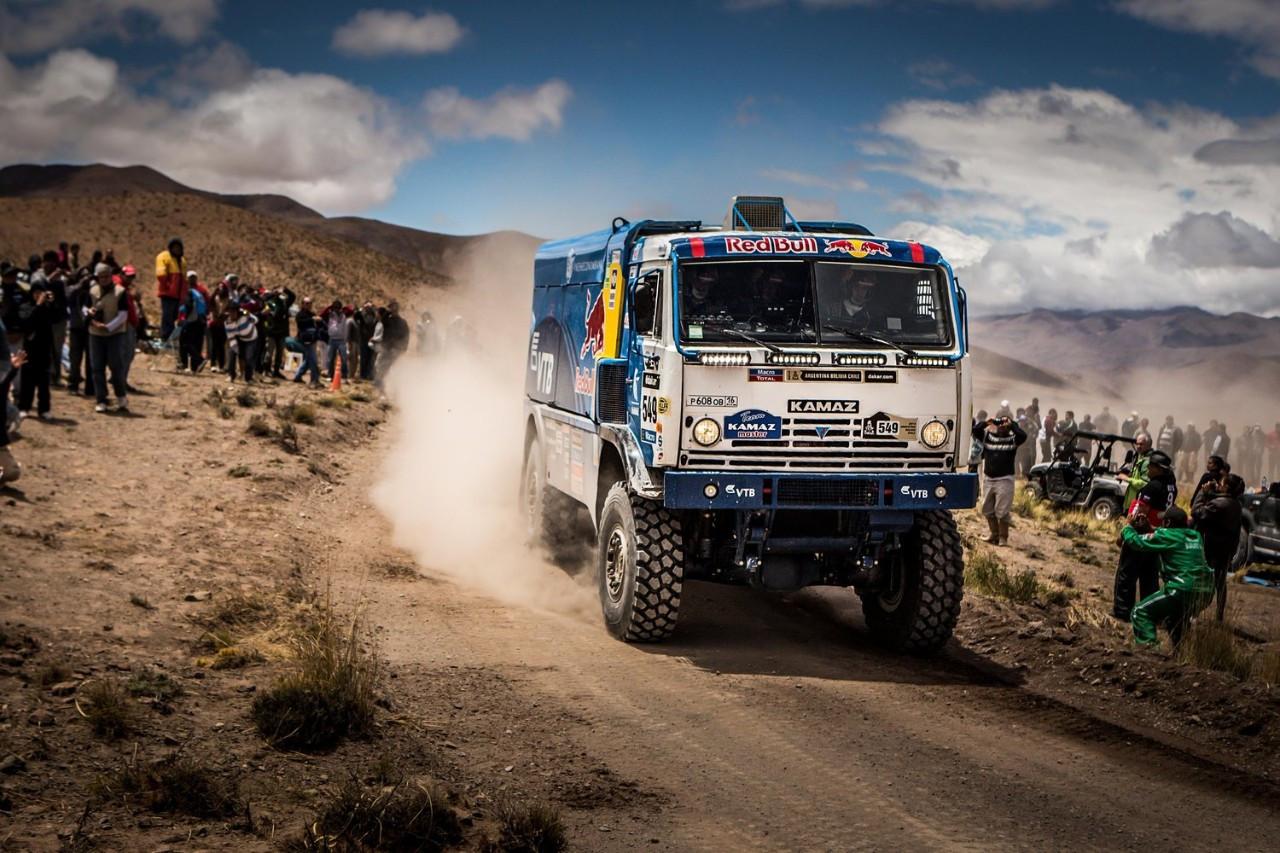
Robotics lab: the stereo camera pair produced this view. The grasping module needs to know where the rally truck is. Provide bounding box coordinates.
[522,196,977,653]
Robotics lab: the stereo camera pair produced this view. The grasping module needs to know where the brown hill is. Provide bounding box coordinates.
[0,163,541,281]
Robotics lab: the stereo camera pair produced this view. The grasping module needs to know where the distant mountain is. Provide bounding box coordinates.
[0,163,541,285]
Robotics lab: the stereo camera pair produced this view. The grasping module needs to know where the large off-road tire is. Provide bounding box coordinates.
[596,484,683,642]
[1089,495,1121,522]
[521,440,581,565]
[861,510,964,654]
[1231,525,1252,571]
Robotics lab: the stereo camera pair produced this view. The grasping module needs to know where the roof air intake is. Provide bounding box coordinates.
[726,195,788,231]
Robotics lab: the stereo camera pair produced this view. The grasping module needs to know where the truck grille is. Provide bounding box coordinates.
[685,416,949,471]
[776,478,878,506]
[596,362,628,424]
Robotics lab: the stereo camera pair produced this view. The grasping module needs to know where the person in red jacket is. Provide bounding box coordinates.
[155,237,186,342]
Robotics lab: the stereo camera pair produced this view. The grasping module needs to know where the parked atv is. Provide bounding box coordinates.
[1026,431,1136,522]
[1234,480,1280,569]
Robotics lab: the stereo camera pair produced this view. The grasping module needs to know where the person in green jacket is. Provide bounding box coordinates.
[1120,505,1215,646]
[1119,432,1152,509]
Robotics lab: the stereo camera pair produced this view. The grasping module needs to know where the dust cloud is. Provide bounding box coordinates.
[371,237,597,619]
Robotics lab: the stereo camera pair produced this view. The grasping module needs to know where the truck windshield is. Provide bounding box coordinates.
[677,260,953,347]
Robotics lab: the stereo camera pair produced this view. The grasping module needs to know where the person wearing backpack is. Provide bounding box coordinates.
[291,297,321,387]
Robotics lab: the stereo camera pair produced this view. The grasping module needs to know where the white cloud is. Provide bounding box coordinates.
[891,221,992,268]
[872,85,1280,315]
[786,197,841,220]
[907,59,979,91]
[0,49,424,212]
[1116,0,1280,78]
[0,0,219,55]
[332,8,465,57]
[424,80,572,142]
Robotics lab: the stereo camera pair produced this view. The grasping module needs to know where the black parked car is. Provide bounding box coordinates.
[1235,481,1280,568]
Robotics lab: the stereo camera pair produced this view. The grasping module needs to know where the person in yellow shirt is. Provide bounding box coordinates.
[155,237,186,342]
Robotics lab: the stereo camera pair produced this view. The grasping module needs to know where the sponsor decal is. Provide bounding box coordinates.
[657,397,670,415]
[748,368,785,382]
[642,429,658,443]
[823,238,892,259]
[643,372,661,389]
[642,393,661,425]
[573,366,594,396]
[724,484,757,498]
[863,412,919,439]
[536,352,556,396]
[528,331,540,371]
[724,409,782,440]
[687,394,739,408]
[565,249,575,282]
[724,236,819,255]
[642,352,661,370]
[788,399,859,414]
[864,370,897,384]
[580,290,606,359]
[785,369,861,382]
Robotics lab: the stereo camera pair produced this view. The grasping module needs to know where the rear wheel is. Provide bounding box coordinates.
[861,511,964,654]
[1231,525,1252,571]
[521,440,582,565]
[596,484,683,642]
[1090,495,1121,522]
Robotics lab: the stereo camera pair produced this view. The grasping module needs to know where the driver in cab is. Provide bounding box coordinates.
[833,270,879,332]
[685,267,727,318]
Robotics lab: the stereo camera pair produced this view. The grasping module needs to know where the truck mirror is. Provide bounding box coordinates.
[634,279,657,336]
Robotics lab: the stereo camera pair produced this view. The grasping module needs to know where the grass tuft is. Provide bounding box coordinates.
[235,387,259,408]
[251,604,379,750]
[209,645,265,670]
[228,463,253,477]
[1175,620,1256,681]
[316,395,352,410]
[126,667,184,703]
[348,389,373,403]
[492,801,569,853]
[130,592,156,610]
[34,661,72,687]
[217,403,235,420]
[100,754,240,819]
[79,679,136,740]
[287,778,462,852]
[965,550,1040,605]
[246,413,274,437]
[280,402,317,425]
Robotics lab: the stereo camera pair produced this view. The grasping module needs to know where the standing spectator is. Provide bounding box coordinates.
[1015,408,1036,476]
[88,263,129,413]
[975,414,1027,545]
[415,309,438,356]
[347,305,363,380]
[356,302,379,380]
[1,262,28,351]
[1095,405,1117,435]
[1156,415,1183,460]
[176,282,208,373]
[291,297,321,387]
[1266,422,1280,483]
[1137,417,1151,441]
[1077,413,1096,460]
[1192,473,1244,622]
[1246,425,1266,485]
[1119,432,1153,512]
[1025,396,1040,426]
[379,300,410,380]
[30,251,68,388]
[1039,407,1057,465]
[1180,423,1201,483]
[16,277,55,420]
[117,266,141,391]
[65,266,94,397]
[207,278,232,373]
[0,318,25,485]
[155,238,187,343]
[322,300,349,380]
[224,304,259,384]
[261,287,295,379]
[1191,455,1229,506]
[1121,411,1139,438]
[1055,409,1078,455]
[1208,422,1231,464]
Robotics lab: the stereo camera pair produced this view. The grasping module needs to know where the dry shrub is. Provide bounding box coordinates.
[100,754,240,819]
[78,679,135,740]
[278,420,300,453]
[217,403,235,420]
[246,415,273,437]
[235,387,259,408]
[229,463,253,476]
[966,550,1040,604]
[206,591,273,629]
[1176,620,1256,681]
[287,778,462,852]
[209,645,265,670]
[130,592,156,609]
[126,667,184,703]
[280,402,317,425]
[490,801,568,853]
[1255,649,1280,688]
[316,395,352,410]
[251,604,379,750]
[348,389,373,403]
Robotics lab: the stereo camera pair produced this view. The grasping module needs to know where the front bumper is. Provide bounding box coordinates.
[663,471,977,511]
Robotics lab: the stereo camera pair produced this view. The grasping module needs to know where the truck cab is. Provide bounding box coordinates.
[523,196,977,652]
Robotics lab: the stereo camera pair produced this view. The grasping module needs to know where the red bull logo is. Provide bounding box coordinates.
[580,289,606,359]
[723,236,818,255]
[824,238,892,259]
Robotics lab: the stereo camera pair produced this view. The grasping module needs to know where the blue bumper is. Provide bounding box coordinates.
[663,471,977,512]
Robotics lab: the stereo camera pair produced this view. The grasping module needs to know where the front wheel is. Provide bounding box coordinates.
[521,440,583,566]
[596,484,684,642]
[861,511,964,654]
[1090,495,1121,522]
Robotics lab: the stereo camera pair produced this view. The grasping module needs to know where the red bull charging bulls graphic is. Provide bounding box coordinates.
[824,238,891,259]
[580,289,606,359]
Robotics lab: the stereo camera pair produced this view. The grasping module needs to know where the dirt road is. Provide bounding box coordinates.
[350,474,1280,851]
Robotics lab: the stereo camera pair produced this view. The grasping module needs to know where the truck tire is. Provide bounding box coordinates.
[861,510,963,654]
[596,483,683,642]
[521,440,580,564]
[1231,525,1252,571]
[1090,495,1121,522]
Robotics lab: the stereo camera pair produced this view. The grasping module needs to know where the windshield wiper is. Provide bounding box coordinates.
[822,323,918,358]
[719,327,782,353]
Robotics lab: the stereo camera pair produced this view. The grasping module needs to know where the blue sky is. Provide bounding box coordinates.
[2,0,1278,314]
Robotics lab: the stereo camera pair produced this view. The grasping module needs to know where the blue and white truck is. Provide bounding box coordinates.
[523,196,977,652]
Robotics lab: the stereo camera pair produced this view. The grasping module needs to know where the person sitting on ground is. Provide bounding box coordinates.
[1122,505,1214,647]
[1192,472,1245,622]
[974,414,1027,546]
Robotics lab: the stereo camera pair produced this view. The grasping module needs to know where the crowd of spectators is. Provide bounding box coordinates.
[1,237,415,486]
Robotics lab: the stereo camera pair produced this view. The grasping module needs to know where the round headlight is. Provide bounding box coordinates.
[693,417,721,446]
[920,420,949,449]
